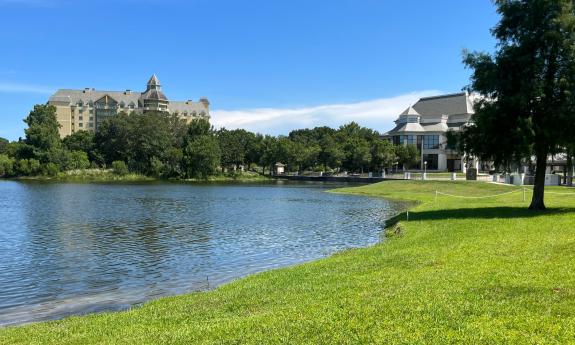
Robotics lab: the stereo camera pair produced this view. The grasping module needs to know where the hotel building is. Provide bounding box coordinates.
[383,92,479,172]
[48,74,210,138]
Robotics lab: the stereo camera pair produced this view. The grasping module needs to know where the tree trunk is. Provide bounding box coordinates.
[529,148,547,210]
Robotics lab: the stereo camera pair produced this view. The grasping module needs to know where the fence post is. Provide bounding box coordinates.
[523,187,526,202]
[406,211,409,221]
[435,190,438,203]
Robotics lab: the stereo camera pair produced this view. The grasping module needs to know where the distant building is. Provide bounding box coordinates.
[383,92,479,172]
[48,74,210,138]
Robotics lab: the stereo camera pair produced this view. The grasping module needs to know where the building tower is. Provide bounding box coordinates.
[139,74,169,112]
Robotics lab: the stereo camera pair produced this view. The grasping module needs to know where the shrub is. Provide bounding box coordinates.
[0,154,15,177]
[15,159,31,175]
[112,161,129,176]
[42,162,59,177]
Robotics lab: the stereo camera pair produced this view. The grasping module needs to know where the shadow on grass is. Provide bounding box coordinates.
[407,207,575,221]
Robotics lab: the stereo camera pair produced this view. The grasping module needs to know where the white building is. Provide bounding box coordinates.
[383,92,479,172]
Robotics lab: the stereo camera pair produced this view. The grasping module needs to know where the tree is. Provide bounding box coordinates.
[94,112,132,165]
[0,154,14,177]
[396,144,420,170]
[182,135,221,178]
[371,139,396,171]
[259,135,279,175]
[63,131,97,162]
[217,128,250,171]
[461,0,575,210]
[0,138,8,155]
[23,104,61,155]
[318,135,344,171]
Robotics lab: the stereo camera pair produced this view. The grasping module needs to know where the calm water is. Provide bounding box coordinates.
[0,180,401,326]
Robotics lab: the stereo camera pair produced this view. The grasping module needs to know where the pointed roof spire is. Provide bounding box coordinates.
[147,74,161,87]
[399,105,420,116]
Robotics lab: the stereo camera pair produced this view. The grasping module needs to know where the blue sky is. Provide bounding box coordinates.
[0,0,498,141]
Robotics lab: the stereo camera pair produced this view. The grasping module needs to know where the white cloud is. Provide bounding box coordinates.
[0,82,54,94]
[211,90,443,135]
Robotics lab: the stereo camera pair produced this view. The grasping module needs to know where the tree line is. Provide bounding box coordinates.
[0,104,421,178]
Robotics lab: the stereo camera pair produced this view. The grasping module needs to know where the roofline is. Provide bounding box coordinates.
[418,92,468,102]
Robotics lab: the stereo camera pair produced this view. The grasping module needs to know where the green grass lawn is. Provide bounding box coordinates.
[1,181,575,344]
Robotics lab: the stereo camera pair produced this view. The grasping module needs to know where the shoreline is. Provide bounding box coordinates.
[2,170,271,184]
[1,181,574,343]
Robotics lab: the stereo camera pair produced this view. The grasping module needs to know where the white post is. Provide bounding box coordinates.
[435,190,438,203]
[523,187,526,202]
[451,172,457,181]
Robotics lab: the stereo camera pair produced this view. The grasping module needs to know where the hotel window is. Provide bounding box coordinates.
[89,109,93,114]
[89,117,94,121]
[78,116,83,121]
[79,109,84,114]
[89,123,94,128]
[78,123,83,127]
[422,135,439,149]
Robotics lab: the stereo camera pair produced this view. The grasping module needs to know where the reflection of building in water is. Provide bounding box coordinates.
[383,92,480,172]
[47,74,210,138]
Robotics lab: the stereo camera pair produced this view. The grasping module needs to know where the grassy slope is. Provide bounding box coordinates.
[1,181,575,344]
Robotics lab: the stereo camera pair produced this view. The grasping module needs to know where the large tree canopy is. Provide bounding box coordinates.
[461,0,575,210]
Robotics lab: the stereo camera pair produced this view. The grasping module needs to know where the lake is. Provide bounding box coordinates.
[0,180,401,326]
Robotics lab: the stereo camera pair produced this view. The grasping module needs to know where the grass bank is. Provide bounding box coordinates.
[1,181,575,344]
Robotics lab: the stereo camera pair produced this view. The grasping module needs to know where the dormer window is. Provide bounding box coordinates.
[398,115,420,124]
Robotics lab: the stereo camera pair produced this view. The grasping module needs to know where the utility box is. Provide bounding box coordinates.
[511,173,525,186]
[466,168,477,181]
[545,174,560,186]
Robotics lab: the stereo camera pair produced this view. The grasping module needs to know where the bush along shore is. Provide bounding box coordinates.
[1,180,574,344]
[12,169,269,183]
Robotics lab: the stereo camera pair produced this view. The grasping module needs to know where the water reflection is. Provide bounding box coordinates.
[0,181,401,326]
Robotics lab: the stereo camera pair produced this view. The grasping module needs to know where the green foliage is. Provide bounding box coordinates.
[23,104,61,154]
[370,138,396,171]
[0,137,8,154]
[396,144,420,169]
[183,135,221,179]
[7,104,402,179]
[461,0,575,209]
[42,162,59,177]
[111,161,129,176]
[0,154,15,177]
[63,131,98,163]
